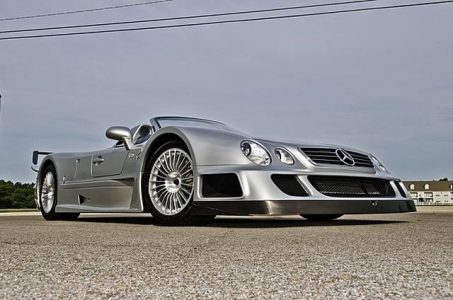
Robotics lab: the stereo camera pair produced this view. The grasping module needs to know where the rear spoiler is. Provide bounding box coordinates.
[31,151,52,172]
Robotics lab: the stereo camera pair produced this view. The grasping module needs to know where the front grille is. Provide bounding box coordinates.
[300,148,374,168]
[308,176,396,198]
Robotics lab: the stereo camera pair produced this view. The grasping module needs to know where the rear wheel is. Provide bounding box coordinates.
[301,214,343,221]
[39,165,79,221]
[142,141,215,225]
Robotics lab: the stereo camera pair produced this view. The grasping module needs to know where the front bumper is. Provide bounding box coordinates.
[193,199,416,216]
[194,165,416,216]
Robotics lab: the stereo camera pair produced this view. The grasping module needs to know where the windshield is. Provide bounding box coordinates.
[152,116,230,130]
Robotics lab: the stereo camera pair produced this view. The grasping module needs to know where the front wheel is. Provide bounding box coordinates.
[142,141,214,226]
[301,214,343,222]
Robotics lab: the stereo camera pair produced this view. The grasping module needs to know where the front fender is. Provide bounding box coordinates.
[141,126,251,168]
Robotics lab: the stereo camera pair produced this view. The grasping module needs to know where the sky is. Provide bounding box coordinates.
[0,0,452,182]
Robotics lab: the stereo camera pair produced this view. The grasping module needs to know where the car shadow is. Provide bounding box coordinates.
[76,216,155,225]
[206,218,407,228]
[75,216,407,227]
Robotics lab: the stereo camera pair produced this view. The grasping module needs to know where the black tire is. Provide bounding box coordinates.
[142,141,215,226]
[301,214,343,222]
[39,164,79,221]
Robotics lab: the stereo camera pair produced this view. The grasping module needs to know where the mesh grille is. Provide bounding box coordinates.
[308,176,396,198]
[300,148,374,168]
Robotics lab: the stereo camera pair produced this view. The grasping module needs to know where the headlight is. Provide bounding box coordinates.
[241,140,271,166]
[274,148,294,165]
[370,155,389,173]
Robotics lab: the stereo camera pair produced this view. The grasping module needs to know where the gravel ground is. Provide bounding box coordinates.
[0,210,452,299]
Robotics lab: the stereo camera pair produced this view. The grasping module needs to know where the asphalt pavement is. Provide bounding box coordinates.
[0,208,452,299]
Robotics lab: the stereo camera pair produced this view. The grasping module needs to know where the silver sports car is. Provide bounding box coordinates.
[32,116,415,225]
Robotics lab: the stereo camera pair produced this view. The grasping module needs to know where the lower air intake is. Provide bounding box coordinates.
[394,181,409,198]
[202,174,243,198]
[271,175,308,197]
[308,176,396,198]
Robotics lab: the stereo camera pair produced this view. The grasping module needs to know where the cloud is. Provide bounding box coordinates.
[0,0,452,181]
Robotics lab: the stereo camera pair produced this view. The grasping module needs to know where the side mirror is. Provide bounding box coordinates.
[106,126,133,150]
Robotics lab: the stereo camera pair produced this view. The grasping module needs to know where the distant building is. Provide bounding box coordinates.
[403,181,453,205]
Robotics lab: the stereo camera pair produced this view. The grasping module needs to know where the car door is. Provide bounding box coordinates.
[91,146,128,178]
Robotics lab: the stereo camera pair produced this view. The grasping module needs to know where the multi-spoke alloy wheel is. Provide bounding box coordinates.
[41,171,56,214]
[148,148,194,216]
[143,141,215,225]
[39,164,79,221]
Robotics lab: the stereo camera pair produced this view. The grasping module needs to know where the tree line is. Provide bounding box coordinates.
[0,180,36,209]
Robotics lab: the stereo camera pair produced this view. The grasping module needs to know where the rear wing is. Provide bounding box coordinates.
[31,151,52,172]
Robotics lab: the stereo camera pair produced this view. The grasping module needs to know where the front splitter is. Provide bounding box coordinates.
[193,199,416,216]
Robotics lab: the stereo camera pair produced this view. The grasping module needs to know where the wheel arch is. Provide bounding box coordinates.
[38,159,57,181]
[140,130,195,172]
